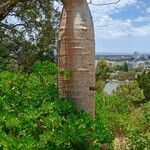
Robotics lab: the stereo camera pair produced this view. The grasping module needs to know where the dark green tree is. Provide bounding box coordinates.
[113,81,145,105]
[96,59,111,92]
[96,59,110,81]
[0,0,60,72]
[127,101,150,149]
[137,71,150,101]
[123,61,128,72]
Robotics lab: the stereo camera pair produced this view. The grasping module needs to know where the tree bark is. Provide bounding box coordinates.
[58,0,95,116]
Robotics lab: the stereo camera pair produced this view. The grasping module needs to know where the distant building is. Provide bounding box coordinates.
[95,52,149,71]
[140,55,149,60]
[127,61,145,70]
[133,51,140,60]
[127,62,136,70]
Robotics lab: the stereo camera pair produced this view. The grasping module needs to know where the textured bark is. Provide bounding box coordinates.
[0,0,19,21]
[58,0,95,116]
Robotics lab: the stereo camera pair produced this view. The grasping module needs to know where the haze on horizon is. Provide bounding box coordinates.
[89,0,150,54]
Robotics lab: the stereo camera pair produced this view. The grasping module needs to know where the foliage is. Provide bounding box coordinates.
[0,0,60,72]
[127,102,150,149]
[0,61,113,149]
[111,64,124,72]
[113,81,145,105]
[64,71,72,79]
[96,92,131,138]
[96,59,110,81]
[111,70,137,81]
[137,71,150,101]
[33,61,60,75]
[0,34,10,71]
[96,80,106,92]
[96,59,110,82]
[123,61,128,72]
[96,59,111,93]
[96,92,150,149]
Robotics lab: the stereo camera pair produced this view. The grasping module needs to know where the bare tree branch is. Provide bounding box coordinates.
[88,0,121,6]
[0,0,19,21]
[0,22,27,29]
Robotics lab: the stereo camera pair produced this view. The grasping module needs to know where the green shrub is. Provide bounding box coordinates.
[0,61,112,149]
[96,92,150,149]
[96,92,131,138]
[96,59,110,81]
[113,81,145,105]
[111,70,137,81]
[137,71,150,101]
[96,80,106,92]
[127,102,150,149]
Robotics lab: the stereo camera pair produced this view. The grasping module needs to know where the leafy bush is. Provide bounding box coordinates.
[96,92,150,149]
[127,102,150,149]
[113,81,145,105]
[0,61,112,149]
[96,80,106,92]
[137,71,150,101]
[111,70,137,81]
[96,59,110,81]
[96,92,131,138]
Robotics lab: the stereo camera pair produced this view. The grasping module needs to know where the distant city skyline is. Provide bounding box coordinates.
[89,0,150,54]
[96,51,150,55]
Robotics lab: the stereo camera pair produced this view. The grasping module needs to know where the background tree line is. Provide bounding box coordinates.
[96,59,150,149]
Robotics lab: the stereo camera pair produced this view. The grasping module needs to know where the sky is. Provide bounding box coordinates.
[7,0,150,54]
[88,0,150,54]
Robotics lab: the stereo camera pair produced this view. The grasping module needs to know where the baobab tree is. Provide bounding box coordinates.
[58,0,95,116]
[58,5,128,150]
[58,0,121,116]
[0,0,121,117]
[0,0,96,116]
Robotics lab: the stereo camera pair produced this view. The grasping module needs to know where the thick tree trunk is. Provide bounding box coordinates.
[58,0,95,116]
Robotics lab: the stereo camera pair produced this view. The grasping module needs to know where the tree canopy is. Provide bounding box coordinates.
[96,59,110,81]
[137,71,150,101]
[113,81,145,105]
[0,0,60,72]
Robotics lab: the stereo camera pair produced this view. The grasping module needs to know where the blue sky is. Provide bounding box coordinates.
[8,0,150,54]
[89,0,150,54]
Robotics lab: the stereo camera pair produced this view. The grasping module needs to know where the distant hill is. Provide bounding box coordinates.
[96,52,150,56]
[96,52,132,56]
